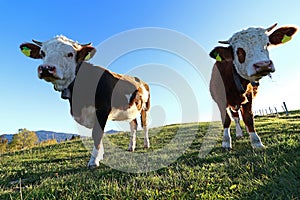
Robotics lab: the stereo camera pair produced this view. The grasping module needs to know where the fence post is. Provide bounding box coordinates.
[283,102,289,116]
[274,107,278,115]
[269,107,273,115]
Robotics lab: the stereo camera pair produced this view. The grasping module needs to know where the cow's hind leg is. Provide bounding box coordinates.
[128,119,137,152]
[141,109,150,149]
[88,109,109,168]
[231,110,244,139]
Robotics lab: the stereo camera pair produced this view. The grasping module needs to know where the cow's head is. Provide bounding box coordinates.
[20,35,96,91]
[210,24,297,82]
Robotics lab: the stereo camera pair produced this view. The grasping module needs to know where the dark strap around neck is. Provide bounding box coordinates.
[232,65,246,94]
[232,65,260,94]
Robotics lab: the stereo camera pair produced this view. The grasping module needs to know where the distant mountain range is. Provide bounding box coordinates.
[0,131,79,143]
[0,129,119,143]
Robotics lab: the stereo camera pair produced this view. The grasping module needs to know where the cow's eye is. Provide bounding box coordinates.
[40,50,46,58]
[236,48,246,63]
[67,52,74,57]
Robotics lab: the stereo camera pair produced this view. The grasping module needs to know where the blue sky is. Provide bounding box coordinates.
[0,0,299,135]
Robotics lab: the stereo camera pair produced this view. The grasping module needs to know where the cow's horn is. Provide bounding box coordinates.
[218,40,230,44]
[266,23,278,32]
[32,39,43,46]
[80,42,92,46]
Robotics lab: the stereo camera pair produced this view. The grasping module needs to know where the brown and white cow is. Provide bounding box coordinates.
[209,23,297,149]
[20,35,150,167]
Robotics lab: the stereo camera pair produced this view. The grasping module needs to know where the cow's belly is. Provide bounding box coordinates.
[73,105,140,129]
[108,104,140,121]
[73,106,96,129]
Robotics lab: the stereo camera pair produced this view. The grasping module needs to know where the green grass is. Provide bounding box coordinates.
[1,111,300,199]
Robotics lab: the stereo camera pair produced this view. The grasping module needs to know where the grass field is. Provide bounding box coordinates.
[1,111,300,199]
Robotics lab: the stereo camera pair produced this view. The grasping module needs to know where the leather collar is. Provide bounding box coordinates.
[233,65,246,93]
[232,65,259,93]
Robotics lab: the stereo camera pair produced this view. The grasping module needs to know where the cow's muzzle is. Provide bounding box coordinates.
[38,65,59,81]
[253,60,275,76]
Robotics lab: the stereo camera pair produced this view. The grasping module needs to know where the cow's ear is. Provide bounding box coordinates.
[76,46,96,62]
[269,26,297,45]
[209,46,233,62]
[20,43,42,59]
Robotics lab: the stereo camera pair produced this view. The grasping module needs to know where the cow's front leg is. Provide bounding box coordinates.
[128,119,137,152]
[219,106,232,150]
[241,101,264,149]
[88,109,110,168]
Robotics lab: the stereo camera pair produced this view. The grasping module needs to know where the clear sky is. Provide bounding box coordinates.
[0,0,299,135]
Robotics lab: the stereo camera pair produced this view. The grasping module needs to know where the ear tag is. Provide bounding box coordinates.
[216,53,222,62]
[21,46,31,57]
[281,34,291,43]
[84,52,91,61]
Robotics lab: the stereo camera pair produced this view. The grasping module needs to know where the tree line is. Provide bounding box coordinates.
[0,128,58,154]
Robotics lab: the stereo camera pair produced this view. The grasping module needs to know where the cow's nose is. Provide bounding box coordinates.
[254,60,271,68]
[253,60,274,72]
[38,65,57,78]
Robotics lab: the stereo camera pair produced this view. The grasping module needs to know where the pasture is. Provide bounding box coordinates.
[1,111,300,199]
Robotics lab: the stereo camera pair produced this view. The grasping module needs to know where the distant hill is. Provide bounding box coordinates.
[0,129,119,143]
[105,129,120,134]
[0,131,80,143]
[35,130,80,142]
[0,134,13,142]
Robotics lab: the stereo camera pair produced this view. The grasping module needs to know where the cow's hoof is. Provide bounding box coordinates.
[87,157,101,169]
[235,130,243,139]
[222,147,232,151]
[236,135,243,140]
[88,164,99,169]
[222,142,232,150]
[144,142,150,149]
[87,162,99,169]
[144,140,150,149]
[249,132,264,149]
[127,147,135,152]
[251,142,265,149]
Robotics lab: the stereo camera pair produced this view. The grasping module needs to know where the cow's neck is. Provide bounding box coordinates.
[232,65,249,94]
[61,80,74,100]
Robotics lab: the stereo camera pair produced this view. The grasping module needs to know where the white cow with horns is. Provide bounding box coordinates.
[20,36,151,168]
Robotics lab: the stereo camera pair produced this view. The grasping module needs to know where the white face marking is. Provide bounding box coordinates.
[229,27,275,82]
[39,36,79,91]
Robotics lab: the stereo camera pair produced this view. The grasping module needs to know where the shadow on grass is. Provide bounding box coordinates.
[245,144,300,199]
